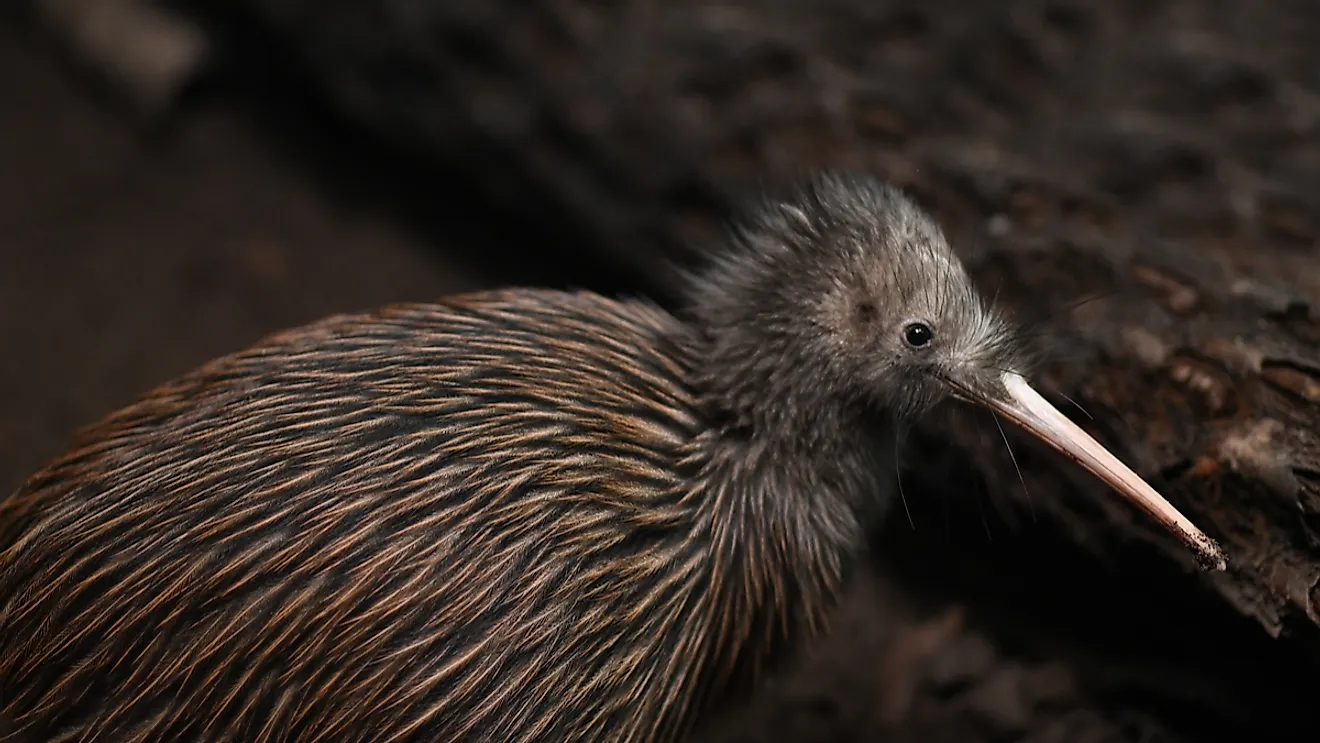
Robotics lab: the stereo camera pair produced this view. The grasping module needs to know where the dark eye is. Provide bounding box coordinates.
[903,322,933,348]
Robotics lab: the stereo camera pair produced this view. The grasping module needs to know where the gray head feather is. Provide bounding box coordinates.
[684,171,1029,431]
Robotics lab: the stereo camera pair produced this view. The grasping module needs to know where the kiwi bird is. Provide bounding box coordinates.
[0,172,1224,742]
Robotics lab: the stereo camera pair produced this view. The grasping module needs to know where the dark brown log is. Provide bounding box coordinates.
[173,0,1320,738]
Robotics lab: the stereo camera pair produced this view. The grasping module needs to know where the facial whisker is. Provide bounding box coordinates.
[1056,290,1116,316]
[990,410,1035,523]
[893,432,915,531]
[1019,290,1119,330]
[1056,391,1094,420]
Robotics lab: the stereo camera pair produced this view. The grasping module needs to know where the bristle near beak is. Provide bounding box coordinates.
[967,372,1227,571]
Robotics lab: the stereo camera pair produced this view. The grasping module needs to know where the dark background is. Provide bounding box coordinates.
[3,2,1320,741]
[0,23,490,498]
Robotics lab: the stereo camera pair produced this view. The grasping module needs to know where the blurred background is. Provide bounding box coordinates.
[3,0,1320,741]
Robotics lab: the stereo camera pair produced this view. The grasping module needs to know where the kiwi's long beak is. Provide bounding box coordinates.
[969,372,1226,571]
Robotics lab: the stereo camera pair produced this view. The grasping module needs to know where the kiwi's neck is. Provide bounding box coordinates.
[682,402,901,715]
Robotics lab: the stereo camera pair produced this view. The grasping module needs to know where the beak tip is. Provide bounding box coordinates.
[1192,535,1228,572]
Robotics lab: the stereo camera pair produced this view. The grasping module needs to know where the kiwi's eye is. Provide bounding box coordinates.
[903,322,933,348]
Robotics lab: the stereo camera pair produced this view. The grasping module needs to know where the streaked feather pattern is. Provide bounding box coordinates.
[0,288,886,743]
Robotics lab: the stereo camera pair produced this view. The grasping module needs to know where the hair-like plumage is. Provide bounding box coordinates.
[0,172,1024,742]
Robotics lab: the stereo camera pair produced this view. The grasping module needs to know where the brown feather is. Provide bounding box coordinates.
[0,289,878,743]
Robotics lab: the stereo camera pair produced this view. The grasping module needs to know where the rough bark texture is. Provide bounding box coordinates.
[162,0,1320,739]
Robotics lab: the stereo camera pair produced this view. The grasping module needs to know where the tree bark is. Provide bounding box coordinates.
[185,0,1320,737]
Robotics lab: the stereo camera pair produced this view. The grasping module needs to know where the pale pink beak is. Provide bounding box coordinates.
[974,372,1226,571]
